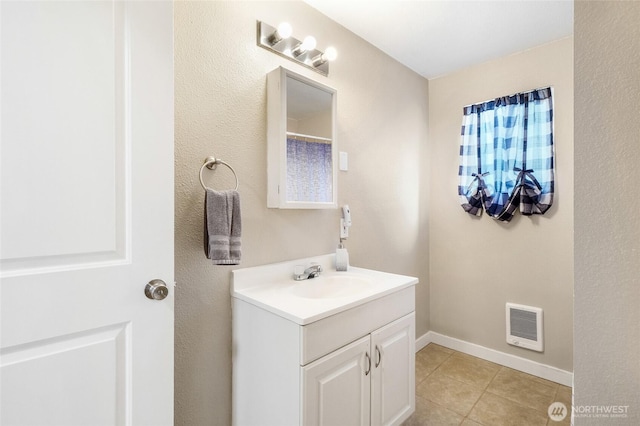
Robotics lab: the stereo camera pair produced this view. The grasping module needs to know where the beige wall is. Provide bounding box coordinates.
[574,1,640,423]
[428,38,574,371]
[174,1,429,424]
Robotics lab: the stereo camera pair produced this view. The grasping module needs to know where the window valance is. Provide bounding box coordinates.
[458,87,554,221]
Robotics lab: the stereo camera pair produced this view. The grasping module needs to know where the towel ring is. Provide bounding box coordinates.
[199,156,239,191]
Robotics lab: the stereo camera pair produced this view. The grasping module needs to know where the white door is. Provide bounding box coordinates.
[303,336,371,426]
[371,313,415,426]
[0,1,174,425]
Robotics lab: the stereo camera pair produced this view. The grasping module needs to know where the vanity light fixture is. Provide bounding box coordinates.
[257,20,337,76]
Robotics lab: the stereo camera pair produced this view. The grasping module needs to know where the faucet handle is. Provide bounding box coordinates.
[309,263,322,272]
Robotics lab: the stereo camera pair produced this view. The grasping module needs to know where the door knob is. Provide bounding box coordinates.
[145,279,169,300]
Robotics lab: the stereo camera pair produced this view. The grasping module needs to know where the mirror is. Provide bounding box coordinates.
[267,67,337,209]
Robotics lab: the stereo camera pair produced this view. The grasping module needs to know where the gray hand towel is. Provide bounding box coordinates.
[204,189,241,265]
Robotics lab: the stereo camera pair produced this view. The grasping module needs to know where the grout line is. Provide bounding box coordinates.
[462,361,497,426]
[483,362,502,391]
[444,347,484,422]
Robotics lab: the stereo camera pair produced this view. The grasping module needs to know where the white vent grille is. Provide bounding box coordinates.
[506,303,543,352]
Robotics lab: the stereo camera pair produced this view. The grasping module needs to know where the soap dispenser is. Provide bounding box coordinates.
[336,240,349,271]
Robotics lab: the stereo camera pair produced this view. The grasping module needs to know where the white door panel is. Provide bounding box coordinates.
[1,0,125,269]
[1,324,129,425]
[1,1,174,425]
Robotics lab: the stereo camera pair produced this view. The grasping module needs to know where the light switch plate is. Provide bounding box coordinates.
[339,151,348,171]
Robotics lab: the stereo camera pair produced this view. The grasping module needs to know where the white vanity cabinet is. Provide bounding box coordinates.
[231,256,417,426]
[303,313,415,426]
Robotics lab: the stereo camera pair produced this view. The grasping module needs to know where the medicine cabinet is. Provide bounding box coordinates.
[267,67,337,209]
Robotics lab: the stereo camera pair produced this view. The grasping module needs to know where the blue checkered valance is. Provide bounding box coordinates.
[458,87,554,222]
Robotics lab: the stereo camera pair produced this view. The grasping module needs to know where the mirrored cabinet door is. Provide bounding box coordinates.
[267,67,337,209]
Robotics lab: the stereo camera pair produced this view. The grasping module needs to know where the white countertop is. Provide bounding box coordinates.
[231,254,418,325]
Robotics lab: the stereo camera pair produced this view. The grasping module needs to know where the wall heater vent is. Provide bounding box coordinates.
[506,303,543,352]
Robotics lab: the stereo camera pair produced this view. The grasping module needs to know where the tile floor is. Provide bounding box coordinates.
[403,343,572,426]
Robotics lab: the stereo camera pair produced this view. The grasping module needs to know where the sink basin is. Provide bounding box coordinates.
[232,254,418,324]
[289,275,370,299]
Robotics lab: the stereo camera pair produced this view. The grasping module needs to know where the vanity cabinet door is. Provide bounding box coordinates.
[371,313,416,426]
[302,335,371,426]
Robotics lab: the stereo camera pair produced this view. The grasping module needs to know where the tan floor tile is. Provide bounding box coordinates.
[416,369,484,416]
[424,343,454,354]
[411,348,571,426]
[402,395,463,426]
[554,385,572,408]
[550,416,572,426]
[486,367,557,413]
[525,373,561,389]
[437,352,500,389]
[468,392,549,426]
[416,344,453,384]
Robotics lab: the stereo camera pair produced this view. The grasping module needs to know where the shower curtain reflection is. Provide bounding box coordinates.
[286,137,333,203]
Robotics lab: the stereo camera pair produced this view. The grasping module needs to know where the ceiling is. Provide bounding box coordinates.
[303,0,574,79]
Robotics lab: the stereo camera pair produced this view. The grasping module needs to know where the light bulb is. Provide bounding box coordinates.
[276,22,292,39]
[301,36,317,52]
[292,35,317,57]
[312,47,338,67]
[324,46,338,61]
[268,22,292,45]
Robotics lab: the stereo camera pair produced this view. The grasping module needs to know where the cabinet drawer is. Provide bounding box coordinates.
[299,286,414,365]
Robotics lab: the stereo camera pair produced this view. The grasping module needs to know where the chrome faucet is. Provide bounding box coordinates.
[294,263,323,281]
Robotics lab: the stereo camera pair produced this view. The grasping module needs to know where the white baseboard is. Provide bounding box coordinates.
[416,332,431,352]
[416,331,573,387]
